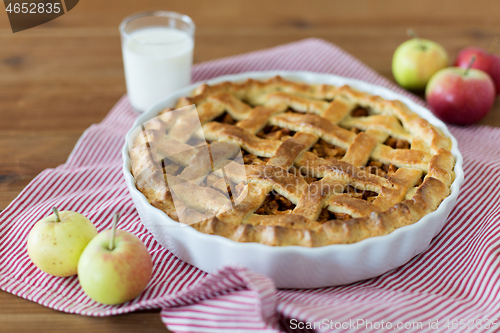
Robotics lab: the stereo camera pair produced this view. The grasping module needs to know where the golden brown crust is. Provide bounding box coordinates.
[130,76,456,247]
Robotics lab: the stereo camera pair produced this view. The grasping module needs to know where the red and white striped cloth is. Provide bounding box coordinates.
[1,38,500,333]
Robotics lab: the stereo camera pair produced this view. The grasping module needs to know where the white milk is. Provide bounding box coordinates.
[122,27,194,111]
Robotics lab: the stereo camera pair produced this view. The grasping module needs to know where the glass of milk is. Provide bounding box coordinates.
[119,11,195,112]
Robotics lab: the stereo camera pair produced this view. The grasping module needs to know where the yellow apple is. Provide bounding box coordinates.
[392,32,449,90]
[77,213,152,305]
[27,208,98,277]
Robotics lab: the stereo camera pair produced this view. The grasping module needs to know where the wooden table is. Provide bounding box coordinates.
[1,1,499,331]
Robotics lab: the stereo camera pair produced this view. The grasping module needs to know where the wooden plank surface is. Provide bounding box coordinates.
[0,1,499,332]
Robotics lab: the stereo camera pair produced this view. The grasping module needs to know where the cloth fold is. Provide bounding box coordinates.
[1,38,500,333]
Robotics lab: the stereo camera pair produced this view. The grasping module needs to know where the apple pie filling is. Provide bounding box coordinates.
[255,191,296,216]
[162,105,415,217]
[317,208,351,222]
[161,104,421,221]
[351,106,371,117]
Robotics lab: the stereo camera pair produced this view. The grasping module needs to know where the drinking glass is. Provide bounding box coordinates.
[119,11,195,112]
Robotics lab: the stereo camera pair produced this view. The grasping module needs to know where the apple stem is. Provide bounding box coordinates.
[488,37,499,55]
[109,212,120,251]
[407,29,425,50]
[464,55,476,76]
[52,207,61,222]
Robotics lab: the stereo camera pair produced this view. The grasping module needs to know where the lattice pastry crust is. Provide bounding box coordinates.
[130,76,455,247]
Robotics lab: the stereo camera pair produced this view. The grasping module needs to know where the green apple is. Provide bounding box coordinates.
[392,33,449,90]
[27,208,98,277]
[77,213,153,305]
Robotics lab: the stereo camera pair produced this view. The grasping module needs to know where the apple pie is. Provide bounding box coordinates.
[130,76,455,247]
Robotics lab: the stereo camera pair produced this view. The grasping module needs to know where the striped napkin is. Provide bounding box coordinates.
[1,38,500,333]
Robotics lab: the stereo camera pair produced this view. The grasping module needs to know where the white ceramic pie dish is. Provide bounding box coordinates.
[122,71,464,288]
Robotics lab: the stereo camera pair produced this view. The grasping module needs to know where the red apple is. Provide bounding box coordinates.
[426,66,495,125]
[455,47,500,95]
